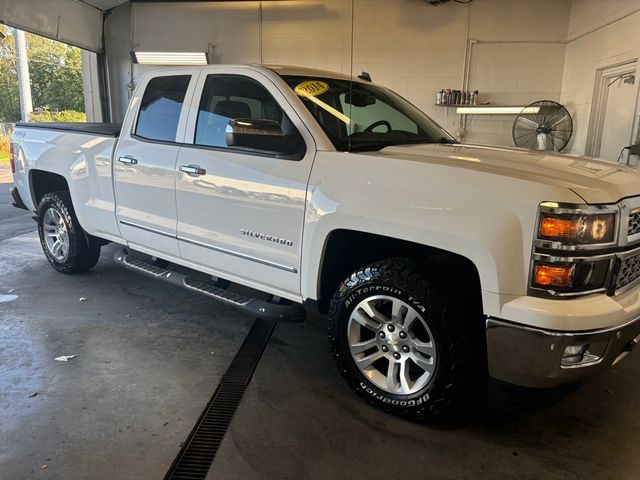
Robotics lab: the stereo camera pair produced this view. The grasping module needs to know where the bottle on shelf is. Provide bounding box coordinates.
[436,90,443,105]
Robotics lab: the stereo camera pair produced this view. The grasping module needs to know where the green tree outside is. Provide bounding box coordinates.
[0,25,85,122]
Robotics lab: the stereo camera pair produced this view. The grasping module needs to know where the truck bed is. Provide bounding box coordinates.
[15,122,122,137]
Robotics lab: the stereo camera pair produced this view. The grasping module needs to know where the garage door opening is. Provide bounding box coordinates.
[0,24,102,165]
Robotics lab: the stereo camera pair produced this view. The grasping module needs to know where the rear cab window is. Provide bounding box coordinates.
[135,75,191,142]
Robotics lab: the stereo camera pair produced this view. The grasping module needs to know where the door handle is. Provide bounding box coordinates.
[118,156,138,165]
[179,165,207,176]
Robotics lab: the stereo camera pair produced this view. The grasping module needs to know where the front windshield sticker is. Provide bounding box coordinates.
[295,80,351,125]
[294,80,329,97]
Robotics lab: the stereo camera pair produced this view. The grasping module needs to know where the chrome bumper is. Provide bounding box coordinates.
[486,316,640,388]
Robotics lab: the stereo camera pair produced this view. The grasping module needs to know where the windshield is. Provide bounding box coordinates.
[282,75,456,152]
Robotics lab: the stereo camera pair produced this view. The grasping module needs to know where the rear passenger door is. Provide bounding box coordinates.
[114,72,196,257]
[175,68,316,300]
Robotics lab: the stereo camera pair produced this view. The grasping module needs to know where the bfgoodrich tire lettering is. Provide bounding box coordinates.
[37,191,101,274]
[329,258,475,420]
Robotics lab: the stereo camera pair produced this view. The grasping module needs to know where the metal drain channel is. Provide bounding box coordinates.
[164,318,276,480]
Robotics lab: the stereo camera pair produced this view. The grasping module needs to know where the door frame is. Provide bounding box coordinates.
[586,59,639,159]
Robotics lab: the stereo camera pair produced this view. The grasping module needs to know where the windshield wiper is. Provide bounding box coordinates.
[348,141,394,152]
[428,137,457,144]
[348,137,457,152]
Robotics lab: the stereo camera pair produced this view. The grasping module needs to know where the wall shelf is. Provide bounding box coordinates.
[435,104,537,115]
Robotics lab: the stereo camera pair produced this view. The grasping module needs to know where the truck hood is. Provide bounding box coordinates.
[369,143,640,204]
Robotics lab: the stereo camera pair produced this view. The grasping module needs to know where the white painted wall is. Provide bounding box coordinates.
[81,51,103,122]
[105,0,571,147]
[560,0,640,156]
[104,3,133,123]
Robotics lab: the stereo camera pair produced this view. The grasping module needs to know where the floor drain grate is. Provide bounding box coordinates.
[164,318,276,480]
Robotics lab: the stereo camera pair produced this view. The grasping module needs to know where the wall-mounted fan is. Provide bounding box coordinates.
[512,100,573,152]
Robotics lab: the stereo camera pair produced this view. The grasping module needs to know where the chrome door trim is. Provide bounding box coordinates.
[119,220,298,273]
[119,220,176,239]
[177,235,298,273]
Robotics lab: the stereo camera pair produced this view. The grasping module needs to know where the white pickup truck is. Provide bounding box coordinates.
[9,65,640,419]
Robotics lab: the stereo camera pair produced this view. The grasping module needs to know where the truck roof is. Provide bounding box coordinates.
[261,64,356,81]
[139,64,363,82]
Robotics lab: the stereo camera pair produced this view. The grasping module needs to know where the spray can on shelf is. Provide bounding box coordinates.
[473,90,479,105]
[436,90,443,105]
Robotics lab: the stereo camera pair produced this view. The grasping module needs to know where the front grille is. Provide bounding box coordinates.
[629,210,640,237]
[616,252,640,291]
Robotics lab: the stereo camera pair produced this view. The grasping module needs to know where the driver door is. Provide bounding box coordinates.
[174,68,316,300]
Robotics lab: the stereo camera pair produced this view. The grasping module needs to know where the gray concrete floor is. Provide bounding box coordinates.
[2,176,640,479]
[0,176,35,241]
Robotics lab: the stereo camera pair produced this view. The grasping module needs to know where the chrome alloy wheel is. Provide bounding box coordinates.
[42,207,69,262]
[347,295,437,395]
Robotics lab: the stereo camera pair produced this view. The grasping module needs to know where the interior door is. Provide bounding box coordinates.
[175,68,315,300]
[114,73,194,257]
[599,74,637,163]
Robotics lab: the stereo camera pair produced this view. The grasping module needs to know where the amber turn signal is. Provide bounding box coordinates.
[533,263,574,287]
[539,216,580,239]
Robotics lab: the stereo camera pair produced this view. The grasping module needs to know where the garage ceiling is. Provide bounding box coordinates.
[80,0,128,9]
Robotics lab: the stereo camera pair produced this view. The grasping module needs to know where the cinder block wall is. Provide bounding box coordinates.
[107,0,571,147]
[560,0,640,156]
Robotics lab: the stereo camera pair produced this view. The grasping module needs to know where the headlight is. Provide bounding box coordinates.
[530,203,619,297]
[538,212,616,245]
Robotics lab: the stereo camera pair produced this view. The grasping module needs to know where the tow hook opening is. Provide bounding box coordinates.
[623,338,639,353]
[561,341,607,367]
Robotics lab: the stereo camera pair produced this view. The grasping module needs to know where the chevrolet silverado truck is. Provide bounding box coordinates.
[9,65,640,419]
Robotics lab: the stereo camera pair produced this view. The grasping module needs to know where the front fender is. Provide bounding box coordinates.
[301,151,584,315]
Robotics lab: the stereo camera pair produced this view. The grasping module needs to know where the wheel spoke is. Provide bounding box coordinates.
[386,361,400,391]
[44,232,57,238]
[391,298,406,323]
[404,311,419,328]
[355,350,384,370]
[351,309,381,332]
[411,354,435,374]
[399,360,411,393]
[51,240,62,256]
[360,300,388,324]
[349,338,377,355]
[411,338,435,356]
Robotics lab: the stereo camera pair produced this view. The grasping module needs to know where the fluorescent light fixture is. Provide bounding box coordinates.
[456,106,540,115]
[131,51,209,66]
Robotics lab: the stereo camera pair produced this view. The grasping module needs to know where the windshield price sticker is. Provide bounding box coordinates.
[295,81,329,97]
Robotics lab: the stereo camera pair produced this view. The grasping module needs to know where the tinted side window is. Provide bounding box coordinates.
[195,75,286,149]
[136,75,191,142]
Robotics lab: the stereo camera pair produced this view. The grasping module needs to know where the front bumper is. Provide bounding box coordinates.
[486,316,640,388]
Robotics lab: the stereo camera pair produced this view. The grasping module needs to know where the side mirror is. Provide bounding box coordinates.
[225,119,303,156]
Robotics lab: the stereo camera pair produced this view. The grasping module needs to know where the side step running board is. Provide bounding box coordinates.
[114,248,305,323]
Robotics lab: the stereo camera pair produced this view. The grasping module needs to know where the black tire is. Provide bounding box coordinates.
[37,191,101,274]
[329,258,476,421]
